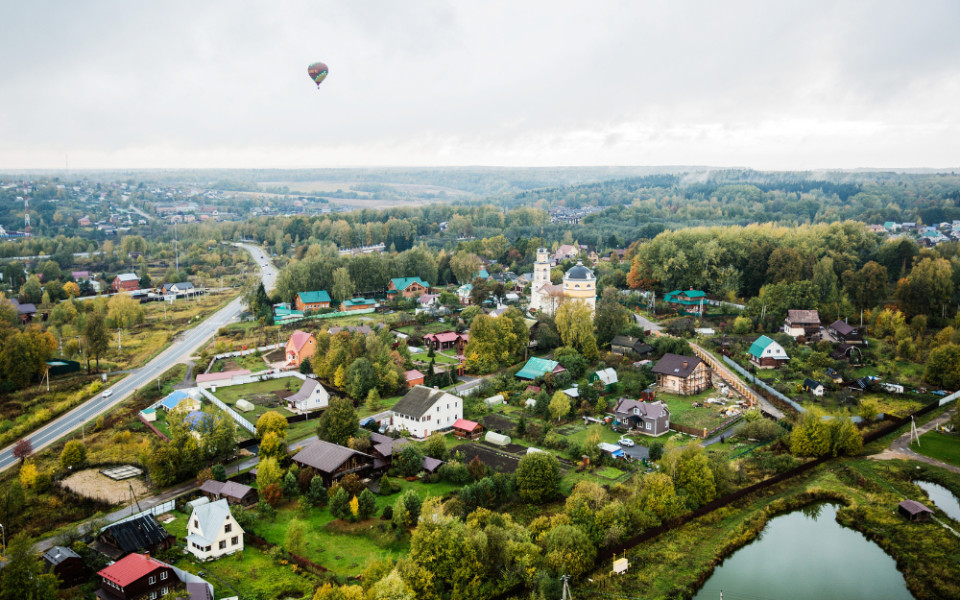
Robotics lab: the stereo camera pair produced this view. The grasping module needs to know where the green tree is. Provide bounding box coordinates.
[282,470,300,498]
[392,489,423,528]
[423,433,449,460]
[357,488,377,520]
[895,257,954,318]
[211,464,227,482]
[19,275,43,305]
[830,417,863,457]
[549,391,571,422]
[666,444,716,507]
[790,410,832,457]
[543,524,596,578]
[60,440,87,470]
[395,444,425,478]
[595,288,631,345]
[638,472,683,521]
[0,532,59,600]
[555,300,596,353]
[923,343,960,389]
[843,261,888,312]
[83,312,109,372]
[107,292,145,329]
[256,411,288,440]
[256,456,283,490]
[317,396,358,446]
[332,267,355,303]
[515,451,561,504]
[346,357,378,400]
[284,519,307,555]
[365,388,382,412]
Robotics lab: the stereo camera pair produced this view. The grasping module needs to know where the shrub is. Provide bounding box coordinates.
[381,504,393,520]
[515,452,561,504]
[262,483,283,507]
[330,487,351,520]
[60,440,87,471]
[438,462,471,485]
[738,418,783,442]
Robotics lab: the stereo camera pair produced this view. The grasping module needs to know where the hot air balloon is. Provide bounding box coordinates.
[308,62,329,88]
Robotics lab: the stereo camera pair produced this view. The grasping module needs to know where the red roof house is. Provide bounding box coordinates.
[405,369,425,388]
[422,331,468,353]
[285,330,316,367]
[453,418,483,440]
[96,553,181,600]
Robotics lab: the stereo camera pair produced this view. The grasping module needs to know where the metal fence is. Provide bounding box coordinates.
[199,388,256,434]
[722,355,806,413]
[109,499,177,528]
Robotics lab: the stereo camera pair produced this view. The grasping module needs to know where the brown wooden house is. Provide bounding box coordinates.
[898,500,932,522]
[95,553,182,600]
[198,479,258,506]
[453,418,484,440]
[651,353,711,395]
[91,514,175,561]
[43,546,86,587]
[292,439,374,486]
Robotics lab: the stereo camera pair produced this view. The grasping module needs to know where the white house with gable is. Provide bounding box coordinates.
[390,385,463,439]
[186,499,244,561]
[285,378,329,414]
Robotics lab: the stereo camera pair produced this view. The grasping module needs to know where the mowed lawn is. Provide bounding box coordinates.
[911,431,960,464]
[658,389,732,430]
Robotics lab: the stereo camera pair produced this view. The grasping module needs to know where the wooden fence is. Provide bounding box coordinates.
[139,414,170,441]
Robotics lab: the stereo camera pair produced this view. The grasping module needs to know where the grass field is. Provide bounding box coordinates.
[658,389,732,430]
[911,431,960,464]
[395,322,455,336]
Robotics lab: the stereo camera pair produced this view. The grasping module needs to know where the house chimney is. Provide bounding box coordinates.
[682,361,688,368]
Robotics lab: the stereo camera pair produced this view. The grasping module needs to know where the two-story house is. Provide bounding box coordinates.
[612,399,671,436]
[651,354,711,395]
[387,277,430,299]
[829,320,863,344]
[95,553,181,600]
[390,385,463,439]
[286,377,329,413]
[783,309,821,340]
[186,499,244,561]
[112,273,140,293]
[294,290,331,312]
[748,335,790,369]
[285,330,316,367]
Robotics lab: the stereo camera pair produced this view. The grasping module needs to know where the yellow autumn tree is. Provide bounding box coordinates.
[334,364,347,388]
[349,494,359,518]
[19,461,39,488]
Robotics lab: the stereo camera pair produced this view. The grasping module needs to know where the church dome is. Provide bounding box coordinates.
[564,261,594,281]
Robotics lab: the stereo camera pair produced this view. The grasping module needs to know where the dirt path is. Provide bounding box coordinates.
[869,406,960,475]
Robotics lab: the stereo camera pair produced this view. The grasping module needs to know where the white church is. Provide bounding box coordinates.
[528,247,596,315]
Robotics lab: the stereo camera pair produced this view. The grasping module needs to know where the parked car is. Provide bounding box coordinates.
[618,437,635,447]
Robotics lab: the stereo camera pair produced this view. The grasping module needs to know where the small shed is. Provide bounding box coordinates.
[453,418,484,440]
[235,399,255,412]
[804,378,825,397]
[485,431,511,447]
[898,500,932,522]
[591,367,619,390]
[485,394,505,407]
[140,408,157,422]
[524,398,537,408]
[612,557,629,575]
[598,442,625,459]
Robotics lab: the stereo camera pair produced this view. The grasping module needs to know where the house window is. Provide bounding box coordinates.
[219,540,227,549]
[205,546,211,552]
[149,576,156,585]
[150,593,157,600]
[160,572,168,580]
[633,408,639,415]
[162,587,169,596]
[645,422,651,430]
[232,536,239,545]
[225,523,232,533]
[194,520,198,528]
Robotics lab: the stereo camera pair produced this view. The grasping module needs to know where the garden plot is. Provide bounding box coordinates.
[455,442,523,473]
[62,468,151,504]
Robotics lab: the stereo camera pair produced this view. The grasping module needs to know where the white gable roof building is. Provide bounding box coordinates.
[186,499,244,561]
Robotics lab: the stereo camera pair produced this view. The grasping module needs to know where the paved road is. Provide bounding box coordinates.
[0,243,275,473]
[871,406,960,474]
[634,312,663,333]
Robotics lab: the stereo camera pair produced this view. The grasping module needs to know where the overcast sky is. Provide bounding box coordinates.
[1,1,958,170]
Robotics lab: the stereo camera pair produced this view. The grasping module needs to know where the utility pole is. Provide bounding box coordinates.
[911,415,921,447]
[561,574,572,600]
[117,329,122,351]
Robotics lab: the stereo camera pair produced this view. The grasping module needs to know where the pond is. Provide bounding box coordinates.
[693,503,913,600]
[916,480,960,522]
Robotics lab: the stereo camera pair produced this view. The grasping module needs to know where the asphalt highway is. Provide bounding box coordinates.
[0,243,276,472]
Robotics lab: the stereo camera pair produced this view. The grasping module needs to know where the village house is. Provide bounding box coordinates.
[651,353,711,395]
[612,398,671,436]
[554,244,579,261]
[91,514,175,560]
[292,439,374,486]
[158,389,200,413]
[664,289,707,315]
[294,290,331,311]
[453,418,484,440]
[390,385,463,439]
[286,377,329,413]
[422,331,469,353]
[186,499,244,561]
[340,297,377,312]
[7,298,36,323]
[285,330,316,367]
[829,320,863,344]
[43,546,86,587]
[783,309,821,340]
[591,367,619,391]
[111,273,140,293]
[95,553,181,600]
[610,335,654,358]
[516,356,567,380]
[749,335,790,368]
[198,479,258,506]
[804,378,825,397]
[405,369,425,388]
[387,277,430,299]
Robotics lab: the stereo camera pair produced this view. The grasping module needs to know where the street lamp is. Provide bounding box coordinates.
[0,522,5,556]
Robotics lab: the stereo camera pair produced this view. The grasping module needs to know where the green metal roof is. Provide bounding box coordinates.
[390,277,429,291]
[749,335,775,357]
[342,297,376,307]
[297,290,331,304]
[516,357,560,380]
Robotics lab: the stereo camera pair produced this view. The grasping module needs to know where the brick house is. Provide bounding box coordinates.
[651,354,711,395]
[112,273,140,293]
[294,290,331,311]
[405,369,425,388]
[285,330,316,367]
[387,277,430,299]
